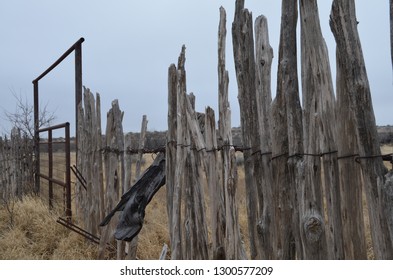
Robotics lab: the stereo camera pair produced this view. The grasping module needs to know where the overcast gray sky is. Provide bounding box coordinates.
[1,0,391,135]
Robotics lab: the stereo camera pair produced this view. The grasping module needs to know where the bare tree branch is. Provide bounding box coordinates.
[3,90,56,137]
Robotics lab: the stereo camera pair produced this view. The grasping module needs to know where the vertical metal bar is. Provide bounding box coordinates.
[33,81,40,195]
[48,129,53,209]
[65,122,72,221]
[75,43,82,158]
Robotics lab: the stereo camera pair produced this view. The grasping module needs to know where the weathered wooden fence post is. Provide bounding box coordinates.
[98,99,125,259]
[95,93,105,224]
[254,14,274,260]
[83,88,97,235]
[76,99,86,224]
[185,93,209,259]
[300,0,343,259]
[166,63,177,256]
[336,52,367,259]
[219,6,247,260]
[170,46,187,260]
[76,88,103,236]
[134,115,148,182]
[215,6,229,260]
[232,0,261,259]
[330,0,393,259]
[205,106,225,259]
[126,114,148,260]
[271,0,303,260]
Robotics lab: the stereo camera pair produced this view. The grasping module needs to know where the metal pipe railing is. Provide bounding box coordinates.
[33,38,84,197]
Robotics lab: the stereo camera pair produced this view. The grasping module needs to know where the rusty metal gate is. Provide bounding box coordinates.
[38,122,71,218]
[32,38,84,220]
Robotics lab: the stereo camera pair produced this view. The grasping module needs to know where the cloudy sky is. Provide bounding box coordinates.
[0,0,391,135]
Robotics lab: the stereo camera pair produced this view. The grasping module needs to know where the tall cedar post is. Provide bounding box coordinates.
[123,133,133,259]
[170,46,188,260]
[271,0,303,259]
[300,0,343,259]
[218,6,246,260]
[83,88,95,235]
[205,107,225,259]
[183,93,193,260]
[254,15,275,260]
[185,94,209,259]
[96,93,105,224]
[330,0,393,259]
[214,7,228,260]
[91,92,103,234]
[232,0,261,259]
[166,64,177,253]
[336,51,367,259]
[98,100,124,259]
[76,99,85,223]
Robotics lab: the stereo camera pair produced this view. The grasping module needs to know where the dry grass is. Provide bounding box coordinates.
[0,195,97,260]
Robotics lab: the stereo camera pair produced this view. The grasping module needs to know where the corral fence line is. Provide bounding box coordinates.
[0,128,34,202]
[74,88,151,259]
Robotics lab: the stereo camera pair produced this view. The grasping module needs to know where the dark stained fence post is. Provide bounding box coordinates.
[48,129,53,209]
[33,81,40,195]
[75,41,83,155]
[65,122,72,220]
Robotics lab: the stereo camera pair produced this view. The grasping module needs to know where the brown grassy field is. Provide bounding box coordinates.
[0,145,392,259]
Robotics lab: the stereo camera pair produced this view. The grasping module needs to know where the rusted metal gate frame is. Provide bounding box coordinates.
[32,38,84,219]
[38,122,71,218]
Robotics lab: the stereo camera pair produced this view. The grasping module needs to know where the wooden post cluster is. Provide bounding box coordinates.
[75,87,154,259]
[164,0,393,259]
[226,0,393,259]
[166,46,211,260]
[0,129,34,201]
[166,8,248,259]
[76,88,104,237]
